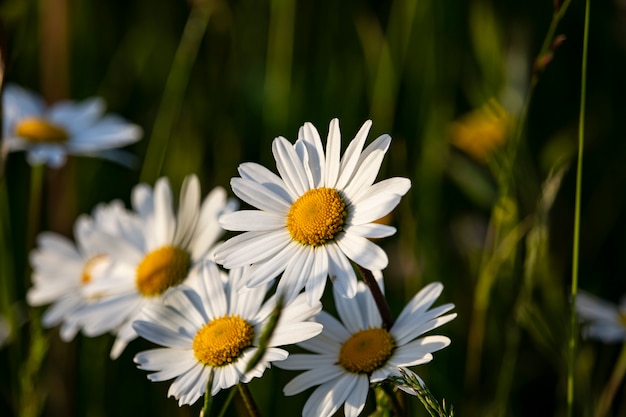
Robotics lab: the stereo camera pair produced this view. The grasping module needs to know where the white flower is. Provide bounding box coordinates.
[133,261,323,406]
[2,83,142,167]
[77,174,237,358]
[26,201,132,341]
[277,280,456,417]
[576,291,626,342]
[215,119,410,304]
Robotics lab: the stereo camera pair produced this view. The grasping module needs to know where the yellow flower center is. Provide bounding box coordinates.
[338,328,395,374]
[286,187,347,246]
[192,315,255,367]
[15,117,69,143]
[81,254,107,284]
[135,246,191,297]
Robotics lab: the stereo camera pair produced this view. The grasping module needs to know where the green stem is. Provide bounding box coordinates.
[594,344,626,417]
[237,384,261,417]
[139,0,214,183]
[356,265,394,330]
[215,388,237,417]
[201,369,214,417]
[568,0,590,415]
[17,163,49,417]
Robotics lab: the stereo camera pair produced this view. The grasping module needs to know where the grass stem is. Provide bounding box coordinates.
[568,0,590,414]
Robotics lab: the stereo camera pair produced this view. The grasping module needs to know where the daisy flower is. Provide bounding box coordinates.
[2,83,142,167]
[77,174,237,358]
[27,200,133,341]
[576,291,626,342]
[133,261,323,406]
[215,118,411,304]
[277,280,456,417]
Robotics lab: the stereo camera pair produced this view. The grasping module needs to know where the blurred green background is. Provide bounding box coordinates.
[2,0,626,416]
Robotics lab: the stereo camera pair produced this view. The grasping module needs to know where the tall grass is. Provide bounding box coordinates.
[0,0,622,416]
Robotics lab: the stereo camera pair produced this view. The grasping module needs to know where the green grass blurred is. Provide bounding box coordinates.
[2,0,626,416]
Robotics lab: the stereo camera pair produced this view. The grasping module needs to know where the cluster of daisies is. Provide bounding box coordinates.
[5,84,457,416]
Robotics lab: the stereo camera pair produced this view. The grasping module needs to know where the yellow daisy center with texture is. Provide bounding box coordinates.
[338,328,395,374]
[135,246,191,297]
[15,117,69,143]
[81,254,107,284]
[193,315,255,367]
[286,187,347,246]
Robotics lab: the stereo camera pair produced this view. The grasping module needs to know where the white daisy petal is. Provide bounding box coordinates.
[335,120,372,189]
[336,233,388,271]
[281,277,455,416]
[326,243,358,299]
[217,119,408,306]
[243,242,299,288]
[304,249,329,306]
[133,320,193,349]
[198,262,227,319]
[217,230,291,269]
[272,136,310,197]
[152,177,176,247]
[323,119,341,188]
[135,348,197,381]
[394,309,457,346]
[307,374,358,417]
[173,174,200,247]
[283,364,345,395]
[3,83,141,167]
[345,223,397,239]
[392,335,451,365]
[238,162,293,202]
[351,176,411,205]
[131,265,320,406]
[219,210,286,231]
[230,177,291,213]
[297,122,325,188]
[276,244,315,303]
[344,375,370,417]
[342,134,391,198]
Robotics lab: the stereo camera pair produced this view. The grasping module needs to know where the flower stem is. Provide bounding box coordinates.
[568,0,590,415]
[356,265,394,330]
[237,384,261,417]
[215,388,237,417]
[200,369,214,417]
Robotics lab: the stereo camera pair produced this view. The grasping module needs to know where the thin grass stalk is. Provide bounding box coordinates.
[593,343,626,417]
[140,0,215,183]
[568,0,590,415]
[263,0,294,132]
[16,163,49,417]
[465,0,573,394]
[237,384,261,417]
[215,387,237,417]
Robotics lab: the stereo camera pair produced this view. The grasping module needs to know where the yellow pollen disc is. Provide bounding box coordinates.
[286,187,347,246]
[338,328,395,374]
[619,312,626,327]
[81,254,107,284]
[15,117,69,143]
[193,315,255,367]
[135,246,191,297]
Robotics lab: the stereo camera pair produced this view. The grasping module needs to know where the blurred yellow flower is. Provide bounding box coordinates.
[449,99,511,162]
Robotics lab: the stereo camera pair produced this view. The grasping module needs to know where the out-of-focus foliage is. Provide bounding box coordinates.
[2,0,626,416]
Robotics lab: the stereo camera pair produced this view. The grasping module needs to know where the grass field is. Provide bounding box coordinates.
[2,0,626,416]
